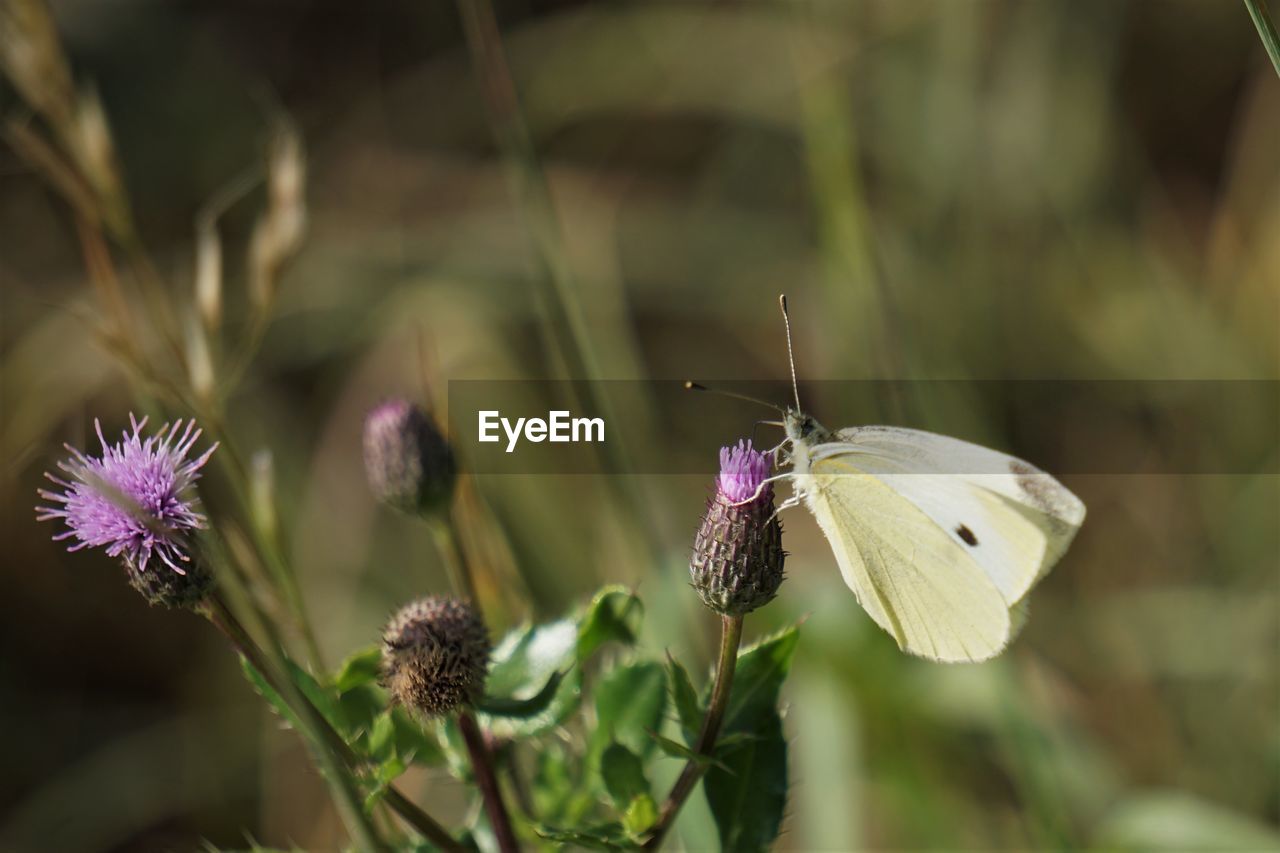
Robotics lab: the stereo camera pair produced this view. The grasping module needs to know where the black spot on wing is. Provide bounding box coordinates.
[956,524,979,546]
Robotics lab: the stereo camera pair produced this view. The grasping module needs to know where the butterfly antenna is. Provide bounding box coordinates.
[684,381,784,414]
[779,294,801,410]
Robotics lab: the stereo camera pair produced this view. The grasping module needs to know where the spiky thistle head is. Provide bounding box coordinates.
[36,415,218,608]
[690,439,785,616]
[363,399,456,516]
[382,596,490,717]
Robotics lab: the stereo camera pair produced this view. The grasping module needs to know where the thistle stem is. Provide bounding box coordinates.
[204,592,464,852]
[202,409,325,669]
[204,593,382,850]
[457,709,520,853]
[427,512,480,606]
[644,614,744,850]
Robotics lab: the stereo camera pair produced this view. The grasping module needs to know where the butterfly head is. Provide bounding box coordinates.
[784,408,828,445]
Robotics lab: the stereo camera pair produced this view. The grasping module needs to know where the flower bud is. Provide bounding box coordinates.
[382,596,490,717]
[363,399,456,516]
[126,556,213,610]
[690,440,785,616]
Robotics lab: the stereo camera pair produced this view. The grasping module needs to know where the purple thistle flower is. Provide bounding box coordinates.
[36,415,217,576]
[690,439,785,616]
[717,439,774,504]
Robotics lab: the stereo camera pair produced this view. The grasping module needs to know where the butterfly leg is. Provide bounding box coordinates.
[726,472,793,508]
[766,493,803,524]
[768,439,792,468]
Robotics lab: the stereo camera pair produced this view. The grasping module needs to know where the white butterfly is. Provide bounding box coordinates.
[711,297,1086,663]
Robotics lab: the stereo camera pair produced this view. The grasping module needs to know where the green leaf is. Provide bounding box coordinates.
[532,740,595,826]
[240,657,304,732]
[622,793,658,839]
[241,655,348,739]
[367,710,397,762]
[332,646,383,693]
[480,586,643,739]
[718,626,799,733]
[335,683,384,743]
[476,669,566,717]
[592,661,668,760]
[362,749,408,813]
[484,618,578,701]
[600,742,651,808]
[702,624,799,853]
[387,708,444,766]
[577,586,644,659]
[712,731,762,753]
[646,729,731,773]
[704,712,788,853]
[534,822,635,850]
[666,654,701,745]
[481,664,583,741]
[485,586,641,701]
[436,717,472,782]
[278,659,348,737]
[325,644,446,770]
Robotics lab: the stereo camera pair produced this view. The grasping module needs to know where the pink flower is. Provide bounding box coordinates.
[716,440,773,504]
[37,415,217,575]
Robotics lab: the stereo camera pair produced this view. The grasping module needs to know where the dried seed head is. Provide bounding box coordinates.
[194,220,223,332]
[363,399,456,516]
[382,596,490,716]
[690,440,785,616]
[184,308,215,404]
[248,122,307,310]
[72,86,130,233]
[0,0,76,131]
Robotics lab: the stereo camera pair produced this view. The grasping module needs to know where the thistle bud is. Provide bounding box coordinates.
[382,596,491,716]
[363,399,456,516]
[690,440,785,616]
[126,557,214,610]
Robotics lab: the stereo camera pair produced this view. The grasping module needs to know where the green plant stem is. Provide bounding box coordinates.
[452,0,670,575]
[457,709,520,853]
[20,108,322,671]
[1244,0,1280,77]
[427,512,479,605]
[204,592,464,852]
[453,0,601,391]
[204,593,382,850]
[644,614,745,851]
[203,409,324,669]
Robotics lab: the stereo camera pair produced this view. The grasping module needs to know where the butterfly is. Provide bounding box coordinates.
[696,296,1085,662]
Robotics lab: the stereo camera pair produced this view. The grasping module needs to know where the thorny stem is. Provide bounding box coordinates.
[205,592,465,853]
[457,709,520,853]
[644,614,744,850]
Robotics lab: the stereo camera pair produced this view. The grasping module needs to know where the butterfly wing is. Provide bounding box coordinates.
[802,454,1013,662]
[825,426,1086,605]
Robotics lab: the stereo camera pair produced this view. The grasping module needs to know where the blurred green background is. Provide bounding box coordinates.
[2,0,1277,850]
